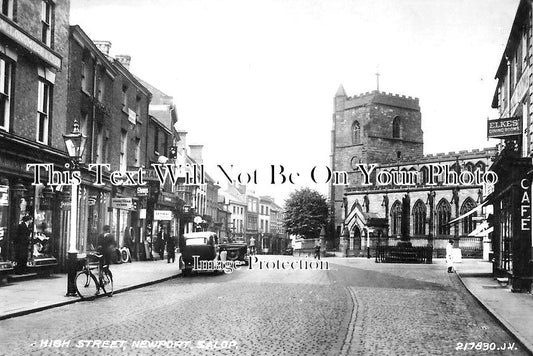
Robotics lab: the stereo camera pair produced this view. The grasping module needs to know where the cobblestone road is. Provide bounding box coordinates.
[0,256,527,356]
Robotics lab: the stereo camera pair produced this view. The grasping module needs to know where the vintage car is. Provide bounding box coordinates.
[218,237,249,266]
[178,231,225,276]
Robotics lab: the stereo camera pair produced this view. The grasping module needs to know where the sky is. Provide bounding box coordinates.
[70,0,519,204]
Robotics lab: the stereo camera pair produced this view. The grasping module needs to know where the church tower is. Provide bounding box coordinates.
[329,86,424,235]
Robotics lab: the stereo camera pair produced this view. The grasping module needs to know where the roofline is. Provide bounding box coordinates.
[113,60,152,99]
[70,25,118,77]
[493,0,529,80]
[149,115,172,135]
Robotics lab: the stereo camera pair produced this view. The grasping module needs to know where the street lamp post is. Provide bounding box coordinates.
[62,121,87,297]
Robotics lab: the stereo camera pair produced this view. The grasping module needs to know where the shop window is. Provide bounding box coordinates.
[390,200,402,236]
[0,57,13,131]
[412,199,426,235]
[33,185,54,261]
[500,196,512,272]
[461,198,477,235]
[0,183,8,262]
[436,199,451,235]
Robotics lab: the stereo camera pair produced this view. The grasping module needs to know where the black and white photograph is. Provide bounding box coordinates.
[0,0,532,355]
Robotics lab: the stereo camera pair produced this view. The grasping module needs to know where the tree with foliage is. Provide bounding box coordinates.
[283,188,329,239]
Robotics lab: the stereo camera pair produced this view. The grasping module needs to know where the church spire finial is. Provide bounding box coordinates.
[375,68,380,92]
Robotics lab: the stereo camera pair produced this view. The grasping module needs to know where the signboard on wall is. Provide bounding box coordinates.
[136,187,149,196]
[154,210,172,220]
[487,117,521,138]
[0,185,8,206]
[112,198,135,210]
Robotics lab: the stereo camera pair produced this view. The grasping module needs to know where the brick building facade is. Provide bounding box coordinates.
[0,0,70,273]
[488,0,533,292]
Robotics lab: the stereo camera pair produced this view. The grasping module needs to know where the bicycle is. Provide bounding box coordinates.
[75,252,113,299]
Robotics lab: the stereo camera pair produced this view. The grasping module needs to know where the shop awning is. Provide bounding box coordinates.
[468,223,493,237]
[448,200,488,225]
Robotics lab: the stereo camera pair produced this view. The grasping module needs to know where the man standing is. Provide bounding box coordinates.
[14,215,32,274]
[249,236,256,255]
[97,225,115,266]
[314,241,321,260]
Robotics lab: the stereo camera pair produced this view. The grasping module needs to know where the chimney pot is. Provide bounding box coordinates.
[94,40,112,55]
[116,55,131,70]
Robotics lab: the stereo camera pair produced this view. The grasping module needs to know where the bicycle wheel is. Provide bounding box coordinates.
[75,270,99,299]
[101,268,113,296]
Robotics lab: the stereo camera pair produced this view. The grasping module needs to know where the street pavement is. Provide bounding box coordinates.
[0,256,531,355]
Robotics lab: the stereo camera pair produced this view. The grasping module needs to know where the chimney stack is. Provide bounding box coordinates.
[94,40,112,55]
[189,144,204,164]
[115,55,131,70]
[176,130,187,156]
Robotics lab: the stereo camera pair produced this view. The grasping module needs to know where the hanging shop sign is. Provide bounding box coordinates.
[136,187,149,196]
[487,117,521,138]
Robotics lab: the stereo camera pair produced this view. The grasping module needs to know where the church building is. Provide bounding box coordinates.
[329,87,495,257]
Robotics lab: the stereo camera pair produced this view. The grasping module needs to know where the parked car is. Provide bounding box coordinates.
[179,231,225,276]
[219,238,249,266]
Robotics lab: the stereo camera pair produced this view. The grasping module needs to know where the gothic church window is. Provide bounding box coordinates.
[390,200,402,236]
[393,116,401,138]
[436,199,451,235]
[412,199,426,235]
[461,198,477,235]
[352,121,361,145]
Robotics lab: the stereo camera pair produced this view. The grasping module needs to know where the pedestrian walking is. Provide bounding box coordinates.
[166,234,176,263]
[123,227,134,263]
[446,239,454,273]
[314,242,321,260]
[14,215,32,274]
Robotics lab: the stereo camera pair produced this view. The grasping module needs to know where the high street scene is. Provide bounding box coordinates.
[0,0,532,355]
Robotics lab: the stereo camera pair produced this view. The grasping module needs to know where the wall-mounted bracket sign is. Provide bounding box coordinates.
[487,117,521,138]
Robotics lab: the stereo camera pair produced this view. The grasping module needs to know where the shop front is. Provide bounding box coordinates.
[0,175,62,275]
[490,147,532,292]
